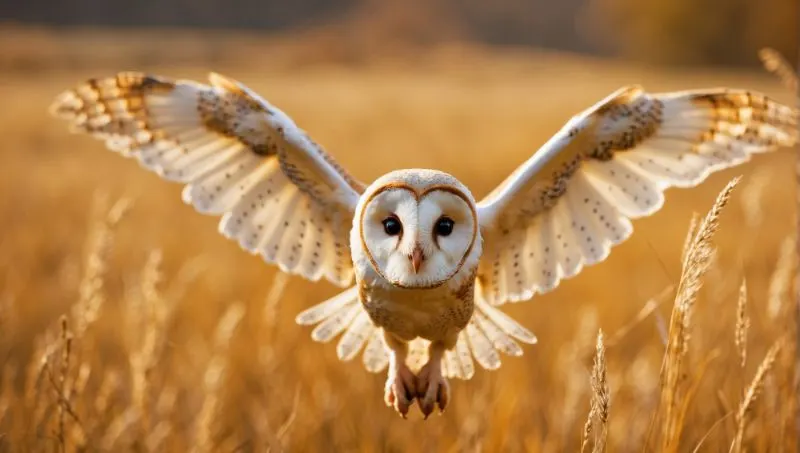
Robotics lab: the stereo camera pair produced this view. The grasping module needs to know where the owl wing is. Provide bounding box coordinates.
[51,72,364,287]
[476,85,797,306]
[295,283,536,379]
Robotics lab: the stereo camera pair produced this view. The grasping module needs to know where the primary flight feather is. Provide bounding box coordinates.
[51,72,797,419]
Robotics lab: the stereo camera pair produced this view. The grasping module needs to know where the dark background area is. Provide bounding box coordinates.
[1,0,797,66]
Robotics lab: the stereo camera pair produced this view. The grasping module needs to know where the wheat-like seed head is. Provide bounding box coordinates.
[73,194,133,337]
[731,338,784,453]
[681,212,701,271]
[581,329,609,453]
[130,249,166,434]
[734,279,749,369]
[659,177,739,452]
[580,411,594,453]
[590,329,609,453]
[560,306,598,446]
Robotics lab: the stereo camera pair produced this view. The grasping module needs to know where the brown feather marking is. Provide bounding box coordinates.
[588,94,664,159]
[451,270,477,331]
[207,73,364,192]
[453,269,476,302]
[479,89,666,301]
[51,72,178,150]
[196,88,279,157]
[497,89,665,232]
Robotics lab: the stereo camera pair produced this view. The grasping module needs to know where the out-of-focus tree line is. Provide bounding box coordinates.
[580,0,797,66]
[0,0,796,66]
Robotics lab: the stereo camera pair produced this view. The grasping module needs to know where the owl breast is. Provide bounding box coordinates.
[359,277,475,344]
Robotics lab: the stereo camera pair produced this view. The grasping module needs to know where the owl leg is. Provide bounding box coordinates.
[383,332,416,418]
[416,341,450,419]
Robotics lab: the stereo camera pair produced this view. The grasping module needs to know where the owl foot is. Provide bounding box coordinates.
[416,360,449,419]
[384,362,417,419]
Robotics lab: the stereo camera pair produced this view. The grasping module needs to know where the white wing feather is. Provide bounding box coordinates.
[51,71,363,286]
[478,86,797,305]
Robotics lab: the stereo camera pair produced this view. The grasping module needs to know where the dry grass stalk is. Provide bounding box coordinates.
[193,303,247,453]
[734,280,749,369]
[580,329,609,453]
[40,316,84,451]
[658,177,740,452]
[56,316,72,450]
[681,212,701,269]
[24,332,56,442]
[740,170,771,230]
[261,386,303,453]
[580,413,593,453]
[767,237,796,320]
[765,237,799,450]
[606,285,675,348]
[590,329,609,453]
[18,195,132,450]
[263,272,290,333]
[100,407,139,450]
[129,249,166,434]
[731,338,784,453]
[557,307,598,448]
[758,47,799,92]
[93,368,121,419]
[758,45,800,453]
[73,193,132,337]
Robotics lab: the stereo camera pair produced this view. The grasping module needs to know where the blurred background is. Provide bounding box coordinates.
[0,1,797,452]
[0,0,797,69]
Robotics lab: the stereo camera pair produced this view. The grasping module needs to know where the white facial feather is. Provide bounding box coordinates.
[352,169,481,290]
[417,192,475,274]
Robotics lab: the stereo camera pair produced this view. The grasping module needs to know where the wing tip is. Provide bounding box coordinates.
[208,71,238,91]
[294,310,316,326]
[49,90,78,119]
[594,84,646,115]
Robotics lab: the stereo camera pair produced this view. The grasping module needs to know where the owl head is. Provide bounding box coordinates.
[352,169,482,289]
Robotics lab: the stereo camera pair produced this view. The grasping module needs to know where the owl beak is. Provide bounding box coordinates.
[410,245,425,274]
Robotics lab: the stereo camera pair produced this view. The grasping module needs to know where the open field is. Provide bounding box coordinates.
[0,29,797,451]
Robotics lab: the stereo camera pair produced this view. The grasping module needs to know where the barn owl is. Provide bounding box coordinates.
[51,72,797,418]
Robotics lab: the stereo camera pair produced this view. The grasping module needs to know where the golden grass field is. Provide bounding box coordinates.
[0,29,797,452]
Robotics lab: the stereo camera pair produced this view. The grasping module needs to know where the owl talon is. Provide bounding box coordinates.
[384,362,416,418]
[416,360,450,419]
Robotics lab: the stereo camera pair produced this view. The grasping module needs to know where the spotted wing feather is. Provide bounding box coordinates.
[478,85,797,305]
[51,71,363,286]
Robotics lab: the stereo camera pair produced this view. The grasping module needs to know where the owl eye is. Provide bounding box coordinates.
[382,216,402,236]
[435,217,455,237]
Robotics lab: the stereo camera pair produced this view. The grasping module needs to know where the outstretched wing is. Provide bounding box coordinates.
[477,85,797,306]
[51,72,364,286]
[295,284,536,379]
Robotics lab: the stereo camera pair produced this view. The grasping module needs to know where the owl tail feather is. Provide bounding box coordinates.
[295,286,537,380]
